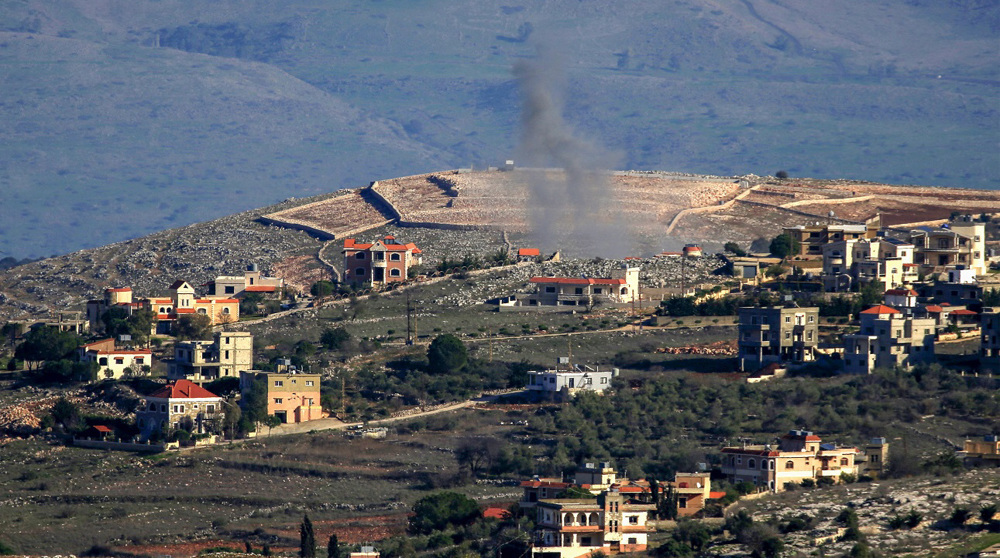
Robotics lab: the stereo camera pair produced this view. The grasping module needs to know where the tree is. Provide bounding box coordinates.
[427,334,467,375]
[326,534,339,558]
[768,233,799,259]
[672,519,711,552]
[321,327,352,351]
[14,326,82,368]
[50,397,82,431]
[242,376,270,428]
[858,281,885,309]
[775,170,789,179]
[264,414,282,436]
[174,313,212,340]
[950,507,972,526]
[409,492,480,534]
[222,400,242,439]
[299,515,316,558]
[723,242,747,257]
[311,281,335,298]
[980,503,997,524]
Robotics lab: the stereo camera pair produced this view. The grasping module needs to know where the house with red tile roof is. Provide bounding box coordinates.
[509,265,639,309]
[136,379,224,439]
[720,430,860,492]
[86,279,239,336]
[843,304,936,374]
[79,338,152,381]
[517,248,541,262]
[342,235,422,286]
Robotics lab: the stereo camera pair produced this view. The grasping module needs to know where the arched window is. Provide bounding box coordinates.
[840,457,849,466]
[620,287,628,295]
[785,460,794,469]
[390,253,401,261]
[389,269,401,277]
[747,458,756,469]
[197,308,207,314]
[222,307,230,314]
[356,268,365,276]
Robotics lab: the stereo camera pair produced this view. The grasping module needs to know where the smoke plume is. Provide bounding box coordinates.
[512,46,628,257]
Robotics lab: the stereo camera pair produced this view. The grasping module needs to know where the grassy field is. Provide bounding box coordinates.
[0,411,522,556]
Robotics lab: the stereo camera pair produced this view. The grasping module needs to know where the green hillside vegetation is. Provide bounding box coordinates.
[1,0,998,258]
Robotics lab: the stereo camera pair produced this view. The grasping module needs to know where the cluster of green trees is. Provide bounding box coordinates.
[660,280,886,318]
[100,307,156,346]
[521,365,999,481]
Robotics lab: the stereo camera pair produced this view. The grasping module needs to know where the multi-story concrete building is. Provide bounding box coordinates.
[136,379,223,439]
[858,437,890,477]
[79,338,153,381]
[526,359,619,399]
[342,235,422,286]
[737,306,819,372]
[240,361,324,424]
[910,215,986,275]
[521,265,640,308]
[981,307,1000,373]
[167,331,253,383]
[821,237,916,292]
[205,264,284,298]
[532,489,655,558]
[720,430,860,492]
[784,223,876,258]
[842,305,936,374]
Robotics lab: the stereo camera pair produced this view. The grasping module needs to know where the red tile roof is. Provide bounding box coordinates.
[344,238,422,254]
[708,491,727,499]
[950,309,978,315]
[92,349,152,356]
[92,425,113,433]
[82,338,116,349]
[518,248,541,257]
[106,288,132,293]
[482,507,512,520]
[531,277,626,286]
[148,380,220,400]
[861,305,900,315]
[175,308,196,314]
[924,305,943,313]
[244,285,277,292]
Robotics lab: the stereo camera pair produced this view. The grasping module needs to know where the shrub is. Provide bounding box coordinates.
[800,478,815,488]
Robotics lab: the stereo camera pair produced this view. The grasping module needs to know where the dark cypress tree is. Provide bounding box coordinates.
[326,534,339,558]
[300,515,316,558]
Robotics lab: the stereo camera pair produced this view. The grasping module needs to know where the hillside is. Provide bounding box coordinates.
[1,0,997,258]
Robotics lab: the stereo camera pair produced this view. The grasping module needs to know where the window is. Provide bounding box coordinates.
[390,253,401,261]
[785,316,791,323]
[628,516,638,525]
[747,458,756,469]
[173,404,184,413]
[808,315,815,323]
[193,404,199,409]
[356,268,365,276]
[600,377,607,384]
[305,381,314,387]
[786,460,794,469]
[389,269,401,277]
[594,288,602,294]
[274,380,284,387]
[545,287,556,293]
[585,377,592,385]
[223,307,230,314]
[841,457,849,466]
[225,286,235,294]
[206,405,215,413]
[274,398,283,404]
[99,357,108,366]
[114,357,124,364]
[356,252,365,259]
[575,288,583,295]
[620,287,628,295]
[160,404,167,412]
[197,308,207,314]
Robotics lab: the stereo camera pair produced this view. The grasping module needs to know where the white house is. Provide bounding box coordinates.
[527,358,619,398]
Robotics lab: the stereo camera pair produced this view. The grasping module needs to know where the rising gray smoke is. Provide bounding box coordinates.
[512,46,628,257]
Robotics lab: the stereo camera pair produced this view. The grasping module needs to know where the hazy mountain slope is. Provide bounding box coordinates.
[0,0,996,258]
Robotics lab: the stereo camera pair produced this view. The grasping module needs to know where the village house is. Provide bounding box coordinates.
[960,435,1000,467]
[737,305,819,372]
[87,281,240,335]
[856,437,890,478]
[507,265,640,309]
[342,235,422,286]
[205,264,284,298]
[842,305,936,374]
[784,223,876,259]
[531,490,655,558]
[78,338,152,381]
[883,288,919,309]
[909,215,986,275]
[135,379,224,439]
[526,358,619,399]
[669,472,725,518]
[518,248,542,262]
[167,331,253,384]
[720,430,860,492]
[240,360,324,424]
[982,307,1000,373]
[821,237,916,292]
[919,278,983,307]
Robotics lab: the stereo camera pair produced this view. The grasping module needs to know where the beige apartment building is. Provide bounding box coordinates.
[843,305,936,374]
[981,307,1000,373]
[206,264,284,298]
[167,331,253,383]
[240,361,324,424]
[737,306,819,372]
[783,223,876,258]
[532,490,655,558]
[910,215,986,275]
[720,430,859,492]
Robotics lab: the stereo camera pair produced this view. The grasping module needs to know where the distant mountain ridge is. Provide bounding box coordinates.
[0,0,997,258]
